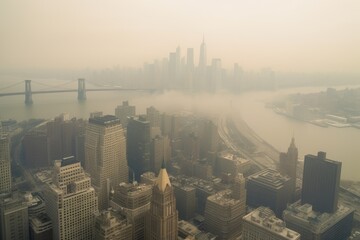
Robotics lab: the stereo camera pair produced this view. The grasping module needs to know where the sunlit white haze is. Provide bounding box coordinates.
[1,1,360,240]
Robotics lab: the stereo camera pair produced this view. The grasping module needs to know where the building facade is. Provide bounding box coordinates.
[127,116,151,181]
[85,115,128,210]
[115,101,136,128]
[0,193,29,240]
[0,135,11,194]
[279,137,298,200]
[111,182,152,240]
[94,210,133,240]
[246,168,292,218]
[301,151,341,213]
[44,156,98,240]
[146,162,178,240]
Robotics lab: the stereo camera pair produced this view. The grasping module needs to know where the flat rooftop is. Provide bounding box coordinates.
[243,206,300,239]
[248,168,291,190]
[89,115,121,126]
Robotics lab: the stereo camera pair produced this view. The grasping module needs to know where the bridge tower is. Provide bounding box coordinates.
[25,80,33,105]
[77,78,86,101]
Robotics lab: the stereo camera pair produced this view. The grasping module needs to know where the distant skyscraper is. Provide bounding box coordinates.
[0,135,11,193]
[243,207,300,240]
[146,161,178,240]
[146,106,161,128]
[198,36,207,69]
[43,156,98,240]
[301,151,341,213]
[127,116,151,181]
[0,193,29,240]
[279,137,298,200]
[114,101,136,128]
[85,115,128,210]
[187,48,194,70]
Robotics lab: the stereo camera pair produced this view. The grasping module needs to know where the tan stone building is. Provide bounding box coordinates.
[85,115,128,210]
[44,156,98,240]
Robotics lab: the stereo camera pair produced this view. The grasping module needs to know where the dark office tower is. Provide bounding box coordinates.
[111,182,152,240]
[301,151,341,213]
[246,169,292,218]
[23,131,49,168]
[85,115,128,210]
[115,101,136,129]
[150,135,171,173]
[146,162,178,240]
[200,120,219,159]
[127,116,151,181]
[279,137,298,200]
[183,132,200,161]
[0,135,11,193]
[173,183,196,220]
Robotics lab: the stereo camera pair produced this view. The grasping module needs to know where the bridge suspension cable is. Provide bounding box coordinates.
[0,81,24,92]
[31,79,76,91]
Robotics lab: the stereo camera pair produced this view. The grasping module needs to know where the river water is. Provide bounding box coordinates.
[0,79,359,181]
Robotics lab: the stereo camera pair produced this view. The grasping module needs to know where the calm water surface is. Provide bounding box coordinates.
[0,79,359,181]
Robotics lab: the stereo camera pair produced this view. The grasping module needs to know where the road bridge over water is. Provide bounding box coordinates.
[0,78,158,105]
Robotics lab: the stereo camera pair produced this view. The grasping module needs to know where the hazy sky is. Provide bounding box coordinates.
[1,0,359,73]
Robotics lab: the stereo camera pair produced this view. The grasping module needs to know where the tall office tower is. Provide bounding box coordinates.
[146,106,161,128]
[175,46,182,85]
[43,156,98,240]
[94,210,133,240]
[111,182,152,240]
[200,120,219,159]
[187,48,194,70]
[150,135,171,173]
[85,115,128,210]
[279,137,298,200]
[0,135,11,193]
[301,151,341,213]
[242,207,300,240]
[168,52,177,89]
[0,193,29,240]
[204,189,246,240]
[210,58,222,92]
[173,182,196,220]
[127,116,151,181]
[146,162,178,240]
[198,36,207,70]
[183,132,200,161]
[114,101,136,128]
[231,173,246,203]
[246,168,292,218]
[284,202,354,240]
[23,131,49,168]
[186,48,195,90]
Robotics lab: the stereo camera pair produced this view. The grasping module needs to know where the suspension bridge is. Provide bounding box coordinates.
[0,79,158,105]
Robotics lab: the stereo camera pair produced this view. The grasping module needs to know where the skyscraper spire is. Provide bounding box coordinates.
[156,159,171,192]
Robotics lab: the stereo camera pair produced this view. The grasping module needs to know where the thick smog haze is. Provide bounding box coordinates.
[1,0,360,73]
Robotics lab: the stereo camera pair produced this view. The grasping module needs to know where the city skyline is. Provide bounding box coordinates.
[1,1,360,74]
